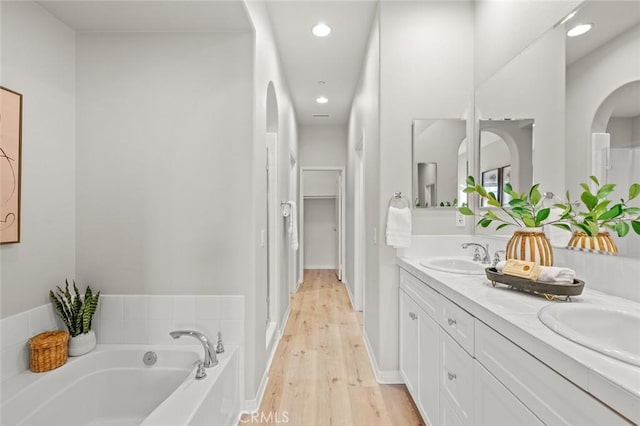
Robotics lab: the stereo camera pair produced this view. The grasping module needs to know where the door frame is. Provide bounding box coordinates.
[299,166,346,283]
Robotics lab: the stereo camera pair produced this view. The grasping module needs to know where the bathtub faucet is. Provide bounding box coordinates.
[169,330,219,377]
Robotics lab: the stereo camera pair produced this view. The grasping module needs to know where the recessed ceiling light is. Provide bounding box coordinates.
[312,23,331,37]
[567,23,593,37]
[316,96,328,104]
[559,10,577,25]
[317,80,326,85]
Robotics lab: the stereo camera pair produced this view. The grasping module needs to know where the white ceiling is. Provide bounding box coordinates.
[266,1,378,125]
[36,0,252,32]
[565,1,640,65]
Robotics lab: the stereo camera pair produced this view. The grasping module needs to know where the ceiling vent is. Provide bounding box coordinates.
[313,114,330,118]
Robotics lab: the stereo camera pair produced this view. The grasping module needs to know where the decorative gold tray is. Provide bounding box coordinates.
[485,267,585,301]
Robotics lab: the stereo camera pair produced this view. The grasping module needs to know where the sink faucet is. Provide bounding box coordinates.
[461,242,491,264]
[169,330,218,378]
[493,250,506,267]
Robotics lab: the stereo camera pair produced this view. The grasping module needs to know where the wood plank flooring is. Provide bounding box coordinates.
[240,270,424,426]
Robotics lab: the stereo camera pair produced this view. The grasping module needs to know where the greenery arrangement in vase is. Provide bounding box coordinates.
[458,176,566,265]
[554,176,640,253]
[50,280,100,356]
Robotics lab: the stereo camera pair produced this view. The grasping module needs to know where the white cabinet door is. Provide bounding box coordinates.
[399,289,420,396]
[474,361,543,426]
[419,310,440,426]
[440,330,474,425]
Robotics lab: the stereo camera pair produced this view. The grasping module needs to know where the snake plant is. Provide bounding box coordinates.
[50,280,100,337]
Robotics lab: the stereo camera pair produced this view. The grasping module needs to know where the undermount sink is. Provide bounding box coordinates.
[538,304,640,367]
[419,257,486,275]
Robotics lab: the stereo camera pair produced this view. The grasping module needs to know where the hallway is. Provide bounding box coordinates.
[240,270,423,425]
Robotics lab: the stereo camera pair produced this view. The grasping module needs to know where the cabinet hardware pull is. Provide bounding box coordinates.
[447,372,457,381]
[409,312,417,320]
[447,318,456,326]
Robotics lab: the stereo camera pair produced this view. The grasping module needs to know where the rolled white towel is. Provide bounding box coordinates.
[538,266,576,283]
[495,260,507,272]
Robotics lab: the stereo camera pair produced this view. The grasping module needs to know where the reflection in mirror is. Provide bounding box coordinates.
[591,81,640,257]
[565,0,640,257]
[479,119,533,207]
[412,119,467,208]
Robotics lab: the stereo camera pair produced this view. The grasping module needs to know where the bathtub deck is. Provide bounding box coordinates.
[241,269,424,426]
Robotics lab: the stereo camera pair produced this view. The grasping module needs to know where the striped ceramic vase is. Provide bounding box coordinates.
[505,227,554,266]
[567,231,618,254]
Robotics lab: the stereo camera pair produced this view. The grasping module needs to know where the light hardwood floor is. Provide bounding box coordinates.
[239,269,424,426]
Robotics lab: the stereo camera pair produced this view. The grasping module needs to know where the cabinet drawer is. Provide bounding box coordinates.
[440,329,474,425]
[399,269,441,321]
[475,320,629,426]
[439,296,474,355]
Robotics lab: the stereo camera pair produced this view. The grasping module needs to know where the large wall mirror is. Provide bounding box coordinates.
[475,0,639,257]
[412,119,467,208]
[565,1,640,257]
[479,119,533,207]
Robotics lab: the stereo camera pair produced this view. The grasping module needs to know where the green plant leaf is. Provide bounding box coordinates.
[598,204,623,222]
[485,210,500,220]
[580,183,592,194]
[466,176,475,186]
[496,223,511,230]
[509,199,528,208]
[590,175,600,186]
[581,191,598,211]
[615,221,630,237]
[596,184,616,199]
[463,187,476,194]
[487,198,501,208]
[530,184,541,207]
[522,216,536,227]
[624,207,640,216]
[632,221,640,235]
[476,185,488,198]
[479,218,493,228]
[459,206,474,216]
[552,223,572,232]
[629,183,640,201]
[574,222,593,236]
[535,208,550,224]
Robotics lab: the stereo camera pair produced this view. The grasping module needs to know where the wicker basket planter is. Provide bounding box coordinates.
[29,330,69,373]
[567,230,618,254]
[506,227,554,266]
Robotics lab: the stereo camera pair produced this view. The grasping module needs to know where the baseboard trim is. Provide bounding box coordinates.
[343,279,355,310]
[362,330,404,384]
[242,299,292,414]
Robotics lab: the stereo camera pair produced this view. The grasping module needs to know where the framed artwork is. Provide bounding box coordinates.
[501,165,512,206]
[1,86,23,244]
[481,168,500,207]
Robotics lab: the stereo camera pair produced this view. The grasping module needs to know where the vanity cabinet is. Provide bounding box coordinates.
[399,268,630,426]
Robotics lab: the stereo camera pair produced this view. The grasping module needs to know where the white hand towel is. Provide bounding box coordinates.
[386,206,411,248]
[287,201,299,251]
[538,266,576,283]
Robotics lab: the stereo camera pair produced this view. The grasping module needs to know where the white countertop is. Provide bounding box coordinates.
[397,256,640,424]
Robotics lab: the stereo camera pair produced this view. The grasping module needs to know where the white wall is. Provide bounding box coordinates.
[243,1,299,405]
[474,0,579,86]
[373,1,474,374]
[298,125,347,168]
[0,1,76,318]
[566,24,640,193]
[76,32,252,294]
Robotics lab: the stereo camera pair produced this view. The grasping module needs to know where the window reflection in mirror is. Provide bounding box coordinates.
[412,119,467,208]
[479,119,533,207]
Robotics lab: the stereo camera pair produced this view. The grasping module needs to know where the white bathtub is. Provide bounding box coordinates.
[1,345,240,426]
